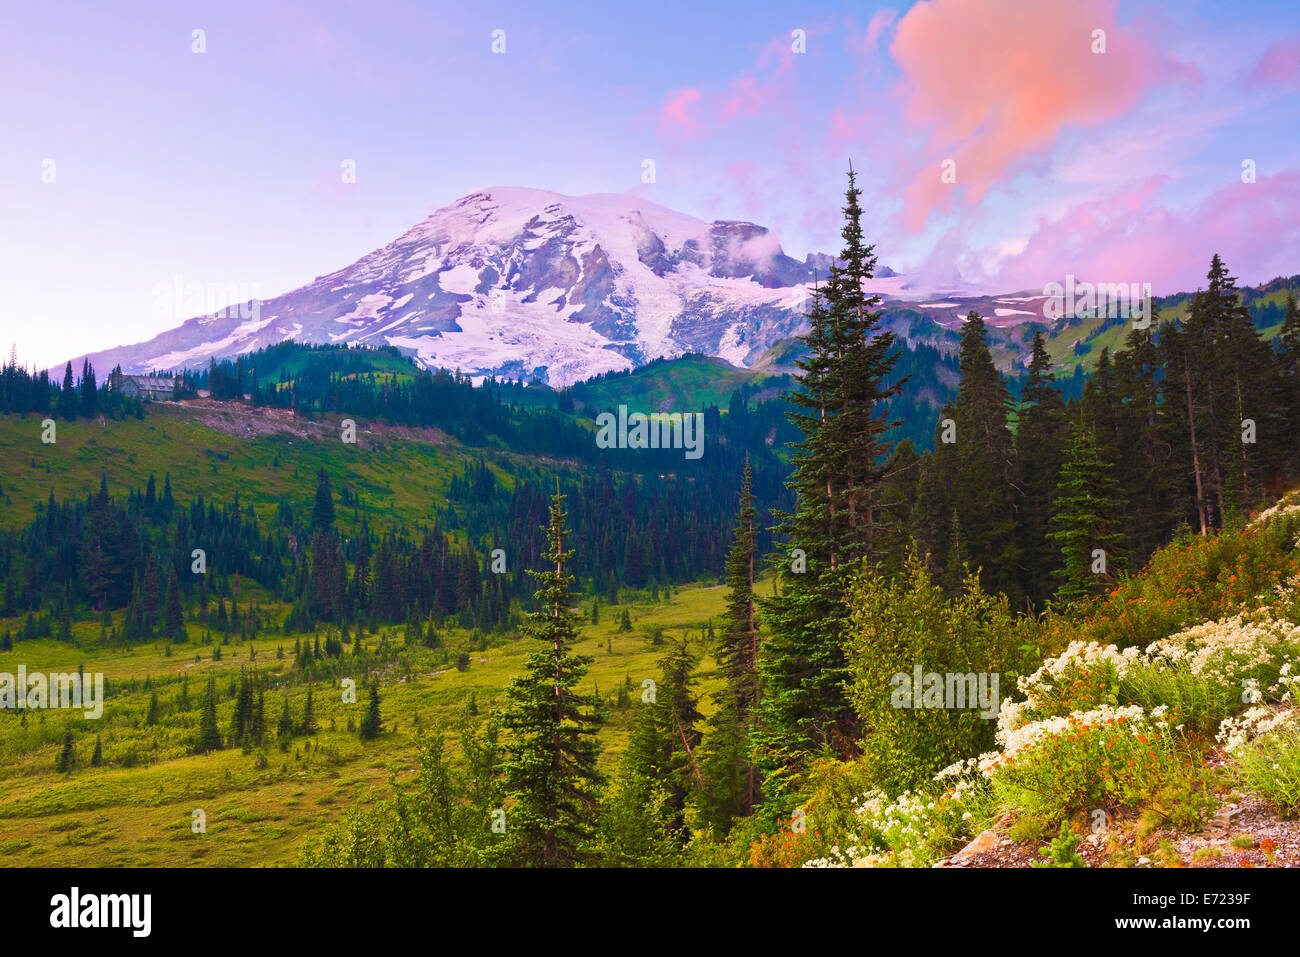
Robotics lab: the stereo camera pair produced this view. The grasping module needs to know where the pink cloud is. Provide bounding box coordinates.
[1247,36,1300,86]
[850,8,898,55]
[985,171,1300,294]
[655,29,815,140]
[890,0,1177,232]
[658,87,703,137]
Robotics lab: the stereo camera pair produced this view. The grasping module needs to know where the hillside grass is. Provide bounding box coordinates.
[0,582,730,866]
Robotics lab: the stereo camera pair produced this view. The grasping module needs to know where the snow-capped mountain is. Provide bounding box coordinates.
[74,187,909,387]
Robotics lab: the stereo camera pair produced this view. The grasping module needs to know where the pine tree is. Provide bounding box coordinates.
[91,736,103,767]
[1279,292,1300,476]
[1049,417,1127,604]
[1013,330,1068,606]
[359,681,382,739]
[277,693,294,742]
[949,311,1019,600]
[252,688,265,744]
[163,566,186,642]
[58,362,77,419]
[1110,316,1179,565]
[312,467,335,532]
[196,678,222,752]
[759,166,903,765]
[655,638,704,835]
[498,487,603,866]
[79,359,98,418]
[145,690,160,726]
[56,727,75,772]
[299,685,318,735]
[702,456,761,830]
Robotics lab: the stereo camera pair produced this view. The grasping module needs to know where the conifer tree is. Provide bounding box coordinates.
[655,638,704,834]
[1110,316,1179,565]
[277,693,294,742]
[299,685,318,736]
[312,467,335,532]
[58,362,77,419]
[359,681,382,739]
[1279,292,1300,474]
[702,456,761,830]
[1013,330,1068,607]
[91,736,103,767]
[196,678,222,752]
[759,166,903,764]
[56,727,75,772]
[948,311,1019,601]
[1049,418,1126,603]
[498,487,603,866]
[163,566,186,642]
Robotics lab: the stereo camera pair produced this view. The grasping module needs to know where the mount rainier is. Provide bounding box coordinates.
[73,187,911,387]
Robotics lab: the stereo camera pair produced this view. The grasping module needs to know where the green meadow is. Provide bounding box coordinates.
[0,582,729,866]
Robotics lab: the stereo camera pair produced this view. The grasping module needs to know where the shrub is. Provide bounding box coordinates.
[1032,822,1086,868]
[843,554,1034,793]
[1219,708,1300,815]
[989,704,1208,832]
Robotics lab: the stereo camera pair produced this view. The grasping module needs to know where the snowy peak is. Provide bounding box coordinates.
[75,188,860,387]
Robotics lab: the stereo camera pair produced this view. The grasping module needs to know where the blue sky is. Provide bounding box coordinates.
[3,0,1299,369]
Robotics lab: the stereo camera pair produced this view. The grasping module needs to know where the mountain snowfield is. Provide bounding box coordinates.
[76,187,923,387]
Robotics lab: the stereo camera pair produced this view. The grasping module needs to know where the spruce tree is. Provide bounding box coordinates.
[759,166,903,765]
[1278,293,1300,475]
[56,727,75,772]
[498,487,603,866]
[196,678,222,752]
[1013,330,1068,607]
[163,566,186,642]
[702,456,761,830]
[299,685,318,736]
[655,638,704,834]
[277,693,294,742]
[948,311,1019,601]
[312,467,335,532]
[1049,417,1126,604]
[359,681,382,739]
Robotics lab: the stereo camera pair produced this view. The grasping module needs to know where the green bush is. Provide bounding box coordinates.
[843,554,1034,793]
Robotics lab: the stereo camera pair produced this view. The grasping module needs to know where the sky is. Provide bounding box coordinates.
[2,0,1299,370]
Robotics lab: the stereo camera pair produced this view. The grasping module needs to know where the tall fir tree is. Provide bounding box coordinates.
[498,487,603,866]
[1049,417,1126,604]
[948,311,1019,601]
[311,467,335,532]
[702,456,761,831]
[196,677,222,752]
[359,680,383,739]
[1013,330,1068,607]
[759,166,903,767]
[162,566,186,642]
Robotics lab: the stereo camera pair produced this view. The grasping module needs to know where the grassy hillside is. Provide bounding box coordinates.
[764,490,1300,869]
[569,354,787,413]
[0,404,487,533]
[0,570,732,867]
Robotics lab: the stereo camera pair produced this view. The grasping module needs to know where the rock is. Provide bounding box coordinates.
[950,829,1000,864]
